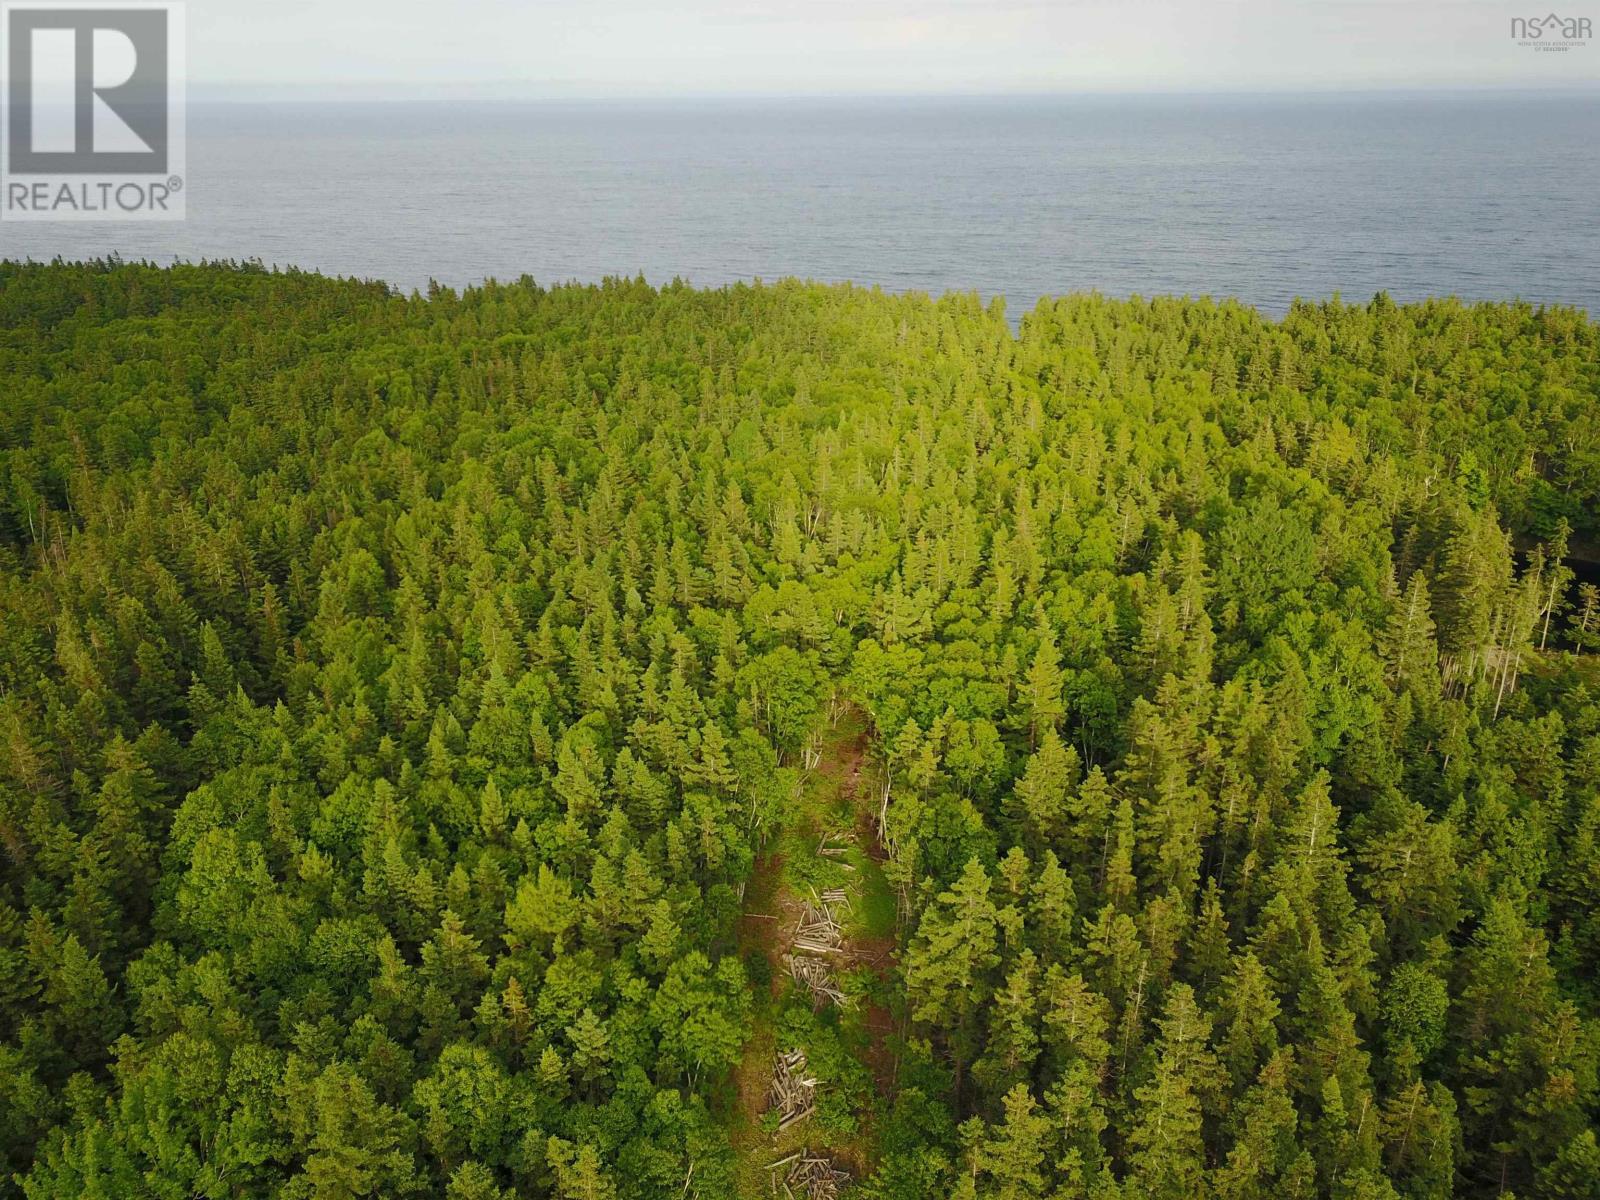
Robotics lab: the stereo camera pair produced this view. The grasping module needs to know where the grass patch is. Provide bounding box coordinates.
[852,853,897,941]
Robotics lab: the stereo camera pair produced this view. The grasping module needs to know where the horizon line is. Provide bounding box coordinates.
[186,80,1600,102]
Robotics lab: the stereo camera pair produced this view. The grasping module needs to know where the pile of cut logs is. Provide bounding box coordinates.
[792,888,849,955]
[792,900,842,955]
[785,953,846,1008]
[767,1049,817,1131]
[788,886,853,1005]
[767,1151,850,1200]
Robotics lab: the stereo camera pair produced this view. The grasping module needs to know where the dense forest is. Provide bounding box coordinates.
[2,259,1599,1200]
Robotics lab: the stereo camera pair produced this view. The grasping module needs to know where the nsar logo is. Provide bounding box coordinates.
[1510,11,1592,49]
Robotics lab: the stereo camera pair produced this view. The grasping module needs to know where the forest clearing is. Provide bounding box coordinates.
[727,708,898,1196]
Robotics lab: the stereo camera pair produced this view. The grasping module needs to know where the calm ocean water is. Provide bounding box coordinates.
[3,92,1598,318]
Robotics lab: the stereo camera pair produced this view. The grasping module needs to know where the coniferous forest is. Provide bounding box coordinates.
[5,259,1600,1200]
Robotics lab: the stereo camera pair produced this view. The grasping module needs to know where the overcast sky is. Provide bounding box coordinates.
[194,0,1598,96]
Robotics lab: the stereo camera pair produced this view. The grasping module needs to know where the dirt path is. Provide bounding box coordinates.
[836,745,899,1098]
[726,706,901,1191]
[729,849,788,1129]
[735,849,793,998]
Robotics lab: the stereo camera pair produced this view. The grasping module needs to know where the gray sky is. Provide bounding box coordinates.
[196,0,1598,96]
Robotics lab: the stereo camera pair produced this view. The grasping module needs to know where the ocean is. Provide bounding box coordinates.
[3,91,1597,318]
